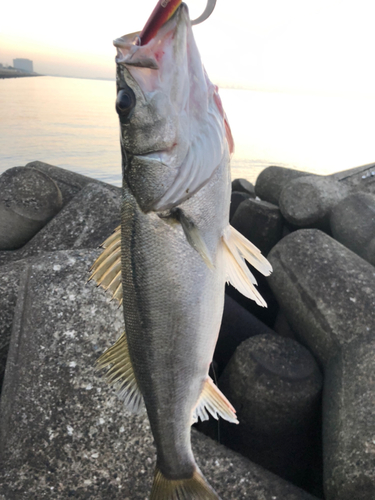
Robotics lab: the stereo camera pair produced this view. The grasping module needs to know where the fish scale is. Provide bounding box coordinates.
[121,186,226,481]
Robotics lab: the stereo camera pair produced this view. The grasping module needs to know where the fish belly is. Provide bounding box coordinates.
[121,155,230,478]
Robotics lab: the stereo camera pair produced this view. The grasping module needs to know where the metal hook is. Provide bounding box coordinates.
[138,0,217,46]
[191,0,217,25]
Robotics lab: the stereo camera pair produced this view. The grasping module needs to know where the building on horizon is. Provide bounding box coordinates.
[13,58,33,73]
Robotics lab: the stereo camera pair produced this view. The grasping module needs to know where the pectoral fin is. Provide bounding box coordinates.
[222,225,272,307]
[192,377,238,424]
[89,225,123,305]
[96,332,144,414]
[170,208,214,269]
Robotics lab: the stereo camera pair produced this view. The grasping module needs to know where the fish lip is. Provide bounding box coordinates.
[132,152,166,163]
[131,143,178,160]
[114,3,188,69]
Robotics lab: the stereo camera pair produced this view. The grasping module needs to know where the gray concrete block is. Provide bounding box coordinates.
[255,166,312,205]
[279,176,349,230]
[0,260,28,392]
[273,310,298,340]
[330,192,375,266]
[268,229,375,500]
[277,163,375,231]
[231,198,283,255]
[0,182,121,266]
[255,163,375,217]
[0,250,318,500]
[219,334,322,488]
[214,294,275,374]
[0,167,63,250]
[26,161,105,207]
[332,161,375,195]
[225,277,279,330]
[330,162,375,182]
[231,178,255,197]
[191,431,319,500]
[230,191,249,221]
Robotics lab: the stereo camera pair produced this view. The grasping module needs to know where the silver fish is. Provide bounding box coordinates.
[90,3,272,499]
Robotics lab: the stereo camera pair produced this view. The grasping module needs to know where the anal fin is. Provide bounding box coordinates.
[96,332,144,413]
[151,466,220,500]
[192,377,238,424]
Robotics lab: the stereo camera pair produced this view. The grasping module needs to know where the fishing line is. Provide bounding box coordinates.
[210,361,221,444]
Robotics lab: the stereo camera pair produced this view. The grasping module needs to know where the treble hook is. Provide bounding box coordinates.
[191,0,217,25]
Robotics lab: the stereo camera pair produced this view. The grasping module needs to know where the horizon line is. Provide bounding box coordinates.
[26,73,375,99]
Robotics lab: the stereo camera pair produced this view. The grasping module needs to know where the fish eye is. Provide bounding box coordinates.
[116,87,136,120]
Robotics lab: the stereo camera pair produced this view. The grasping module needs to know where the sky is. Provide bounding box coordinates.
[1,0,375,95]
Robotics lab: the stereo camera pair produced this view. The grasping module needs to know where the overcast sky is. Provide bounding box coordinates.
[1,0,375,95]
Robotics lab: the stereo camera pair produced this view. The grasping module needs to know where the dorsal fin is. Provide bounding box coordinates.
[89,225,123,305]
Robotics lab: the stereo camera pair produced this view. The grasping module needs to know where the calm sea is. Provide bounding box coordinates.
[1,76,374,187]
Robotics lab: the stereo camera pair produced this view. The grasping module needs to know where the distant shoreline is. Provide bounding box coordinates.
[0,69,42,79]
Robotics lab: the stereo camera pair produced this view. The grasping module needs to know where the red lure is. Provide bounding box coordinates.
[139,0,182,45]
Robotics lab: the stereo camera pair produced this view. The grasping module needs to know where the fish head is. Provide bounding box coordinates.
[114,3,233,212]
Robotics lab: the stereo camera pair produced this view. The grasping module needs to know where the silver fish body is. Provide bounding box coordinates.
[121,149,230,480]
[91,4,272,499]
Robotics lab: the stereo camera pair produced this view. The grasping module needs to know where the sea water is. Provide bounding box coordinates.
[1,75,374,187]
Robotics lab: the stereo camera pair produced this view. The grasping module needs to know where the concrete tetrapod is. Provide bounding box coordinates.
[0,260,28,392]
[231,178,255,197]
[279,176,350,230]
[0,167,63,250]
[331,161,375,193]
[0,182,121,266]
[330,192,375,266]
[278,162,375,231]
[230,191,249,221]
[231,198,283,256]
[0,249,319,500]
[267,229,375,500]
[214,294,276,374]
[219,334,322,491]
[255,162,375,210]
[26,161,107,207]
[255,166,311,205]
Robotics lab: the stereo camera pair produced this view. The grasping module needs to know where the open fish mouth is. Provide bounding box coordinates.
[138,0,217,46]
[114,0,217,63]
[114,0,227,213]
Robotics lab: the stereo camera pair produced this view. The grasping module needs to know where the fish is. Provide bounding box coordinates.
[89,2,272,499]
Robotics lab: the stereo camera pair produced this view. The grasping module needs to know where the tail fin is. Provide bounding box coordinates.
[150,466,220,500]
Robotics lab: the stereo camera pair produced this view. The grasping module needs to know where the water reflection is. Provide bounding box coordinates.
[1,76,375,186]
[0,76,122,185]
